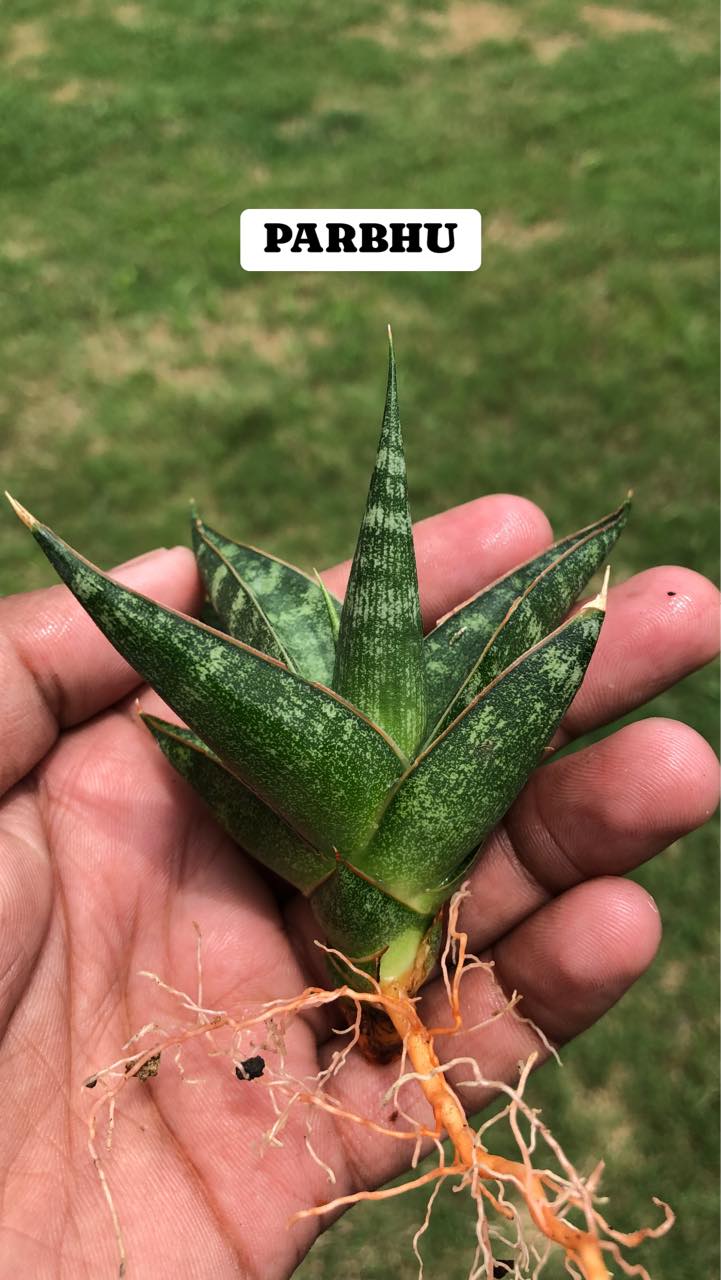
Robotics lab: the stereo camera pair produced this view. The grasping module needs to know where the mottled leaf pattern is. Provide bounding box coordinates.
[424,499,628,727]
[23,517,407,855]
[193,518,291,667]
[431,525,619,737]
[357,601,606,911]
[193,514,340,684]
[332,334,426,756]
[142,714,335,893]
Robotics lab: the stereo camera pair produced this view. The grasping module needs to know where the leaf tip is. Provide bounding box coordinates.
[588,564,611,613]
[385,325,398,399]
[5,492,37,530]
[137,708,163,738]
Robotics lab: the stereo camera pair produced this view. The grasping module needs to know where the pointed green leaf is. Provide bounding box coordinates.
[192,513,340,684]
[332,332,426,756]
[430,524,621,738]
[193,518,292,667]
[142,714,335,894]
[17,509,407,854]
[424,498,629,728]
[356,594,607,912]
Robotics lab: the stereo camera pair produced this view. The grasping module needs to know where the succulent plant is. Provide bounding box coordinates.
[9,332,652,1279]
[8,334,626,1022]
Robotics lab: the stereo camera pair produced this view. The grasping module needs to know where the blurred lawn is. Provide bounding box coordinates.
[1,1,718,1276]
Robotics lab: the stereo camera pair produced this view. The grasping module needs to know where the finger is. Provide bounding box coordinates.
[490,877,661,1042]
[559,566,720,742]
[463,717,719,952]
[0,546,202,797]
[332,878,660,1191]
[322,494,553,628]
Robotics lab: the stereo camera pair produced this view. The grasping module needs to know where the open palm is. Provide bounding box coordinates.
[1,494,718,1279]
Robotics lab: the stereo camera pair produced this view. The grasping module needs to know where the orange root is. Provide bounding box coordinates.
[84,912,673,1280]
[382,982,611,1280]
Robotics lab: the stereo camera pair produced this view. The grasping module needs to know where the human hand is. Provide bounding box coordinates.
[0,495,717,1278]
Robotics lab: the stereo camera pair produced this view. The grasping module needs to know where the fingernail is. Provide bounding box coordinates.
[115,547,168,572]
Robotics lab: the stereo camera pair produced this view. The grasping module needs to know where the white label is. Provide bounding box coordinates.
[240,209,481,272]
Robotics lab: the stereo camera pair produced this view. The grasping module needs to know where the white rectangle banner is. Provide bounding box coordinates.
[240,209,481,272]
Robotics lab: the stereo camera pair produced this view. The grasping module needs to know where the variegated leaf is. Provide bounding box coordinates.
[11,503,407,855]
[192,513,340,684]
[357,593,607,912]
[332,332,426,756]
[142,714,335,893]
[193,516,291,666]
[430,524,620,737]
[424,498,628,728]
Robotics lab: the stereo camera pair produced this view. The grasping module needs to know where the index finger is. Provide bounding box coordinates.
[0,545,202,796]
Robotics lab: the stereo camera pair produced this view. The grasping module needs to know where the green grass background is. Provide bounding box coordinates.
[1,1,718,1275]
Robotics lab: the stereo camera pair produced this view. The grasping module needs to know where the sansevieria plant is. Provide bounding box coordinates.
[8,333,668,1280]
